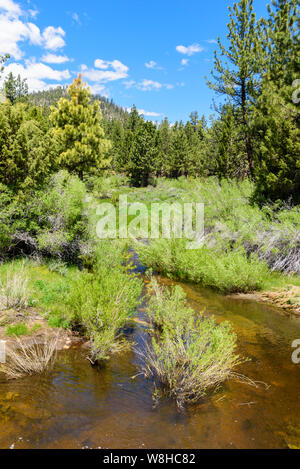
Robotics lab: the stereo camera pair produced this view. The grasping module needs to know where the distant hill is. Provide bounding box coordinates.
[28,86,128,122]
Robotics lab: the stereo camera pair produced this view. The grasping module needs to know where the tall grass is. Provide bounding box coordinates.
[131,177,299,292]
[140,280,242,408]
[0,263,30,310]
[1,335,59,379]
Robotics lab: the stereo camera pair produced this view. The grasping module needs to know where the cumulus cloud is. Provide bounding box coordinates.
[176,43,203,56]
[0,0,21,17]
[0,0,66,59]
[41,53,71,64]
[1,60,71,91]
[42,26,65,50]
[181,58,189,66]
[82,59,129,83]
[0,14,42,58]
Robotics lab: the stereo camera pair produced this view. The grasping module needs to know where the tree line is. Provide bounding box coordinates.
[0,0,299,204]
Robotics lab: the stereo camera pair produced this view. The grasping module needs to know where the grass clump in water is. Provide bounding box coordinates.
[141,280,243,408]
[1,335,59,379]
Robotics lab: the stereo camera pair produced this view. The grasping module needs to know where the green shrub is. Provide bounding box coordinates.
[137,239,269,293]
[142,281,242,408]
[6,323,29,337]
[68,241,143,361]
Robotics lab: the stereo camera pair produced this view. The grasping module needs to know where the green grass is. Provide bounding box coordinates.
[127,177,300,294]
[0,241,143,362]
[6,323,29,337]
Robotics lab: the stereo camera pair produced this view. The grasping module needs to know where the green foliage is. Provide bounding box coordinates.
[68,241,143,361]
[6,323,29,337]
[4,72,28,104]
[133,177,299,289]
[207,0,261,177]
[0,102,54,191]
[252,0,299,204]
[138,240,269,293]
[142,280,242,407]
[49,76,111,179]
[129,117,159,187]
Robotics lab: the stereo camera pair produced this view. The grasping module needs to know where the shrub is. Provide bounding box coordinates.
[6,323,29,337]
[141,281,242,408]
[137,239,269,293]
[68,241,143,362]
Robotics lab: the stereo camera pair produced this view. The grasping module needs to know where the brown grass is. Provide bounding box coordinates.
[1,334,59,379]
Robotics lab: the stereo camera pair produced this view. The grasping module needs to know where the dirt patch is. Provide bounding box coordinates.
[0,307,86,351]
[229,287,300,317]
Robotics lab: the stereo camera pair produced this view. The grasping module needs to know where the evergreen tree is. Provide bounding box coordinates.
[211,104,247,179]
[252,0,300,203]
[157,117,171,176]
[49,75,111,179]
[4,73,28,104]
[0,103,54,191]
[129,120,158,187]
[207,0,261,177]
[168,123,190,178]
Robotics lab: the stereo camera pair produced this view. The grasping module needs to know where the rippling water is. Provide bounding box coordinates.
[1,274,300,449]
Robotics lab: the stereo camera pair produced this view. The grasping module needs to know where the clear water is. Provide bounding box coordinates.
[1,273,300,449]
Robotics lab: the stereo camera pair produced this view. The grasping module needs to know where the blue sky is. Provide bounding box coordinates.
[0,0,268,122]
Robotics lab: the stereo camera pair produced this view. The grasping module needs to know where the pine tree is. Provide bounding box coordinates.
[4,73,28,104]
[129,120,158,187]
[207,0,261,177]
[168,123,190,178]
[211,104,247,179]
[157,117,171,176]
[0,103,54,191]
[49,75,111,179]
[252,0,300,203]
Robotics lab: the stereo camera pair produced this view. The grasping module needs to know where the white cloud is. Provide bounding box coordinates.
[89,83,109,97]
[126,107,162,117]
[0,2,66,59]
[41,53,71,64]
[28,9,39,19]
[138,79,162,91]
[42,26,66,50]
[82,59,129,83]
[125,79,173,92]
[145,60,162,70]
[0,15,40,59]
[181,58,189,66]
[72,12,81,25]
[0,0,21,17]
[138,109,162,117]
[1,60,71,91]
[206,39,217,44]
[176,43,203,56]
